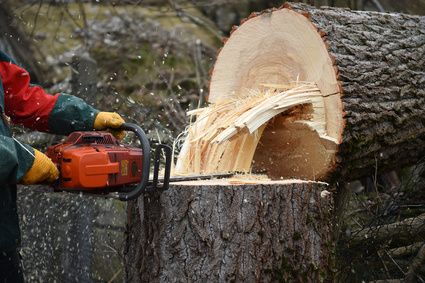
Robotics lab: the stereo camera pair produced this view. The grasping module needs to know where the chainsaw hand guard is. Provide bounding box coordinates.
[113,123,151,201]
[111,123,172,201]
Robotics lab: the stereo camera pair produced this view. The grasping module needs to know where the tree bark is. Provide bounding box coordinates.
[124,180,333,282]
[288,3,425,180]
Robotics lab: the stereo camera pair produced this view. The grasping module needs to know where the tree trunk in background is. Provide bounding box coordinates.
[124,181,333,282]
[17,188,126,282]
[71,53,99,104]
[0,2,45,83]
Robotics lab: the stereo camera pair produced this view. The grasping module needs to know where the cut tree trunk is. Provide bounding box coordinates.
[124,180,333,282]
[208,3,425,181]
[126,3,425,282]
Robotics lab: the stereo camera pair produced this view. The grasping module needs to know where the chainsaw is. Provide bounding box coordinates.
[46,123,232,201]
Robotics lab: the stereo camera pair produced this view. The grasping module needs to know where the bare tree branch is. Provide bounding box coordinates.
[387,242,425,258]
[350,213,425,245]
[30,0,43,37]
[167,0,223,42]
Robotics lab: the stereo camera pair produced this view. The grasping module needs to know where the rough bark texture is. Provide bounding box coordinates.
[125,182,333,282]
[286,3,425,180]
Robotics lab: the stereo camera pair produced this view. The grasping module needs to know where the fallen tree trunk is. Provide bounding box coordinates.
[349,213,425,247]
[125,180,333,282]
[388,242,425,258]
[208,3,425,181]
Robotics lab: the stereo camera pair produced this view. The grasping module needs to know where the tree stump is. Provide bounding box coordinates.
[125,180,333,282]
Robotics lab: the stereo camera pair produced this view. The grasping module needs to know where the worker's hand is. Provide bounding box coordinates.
[94,112,126,140]
[20,149,59,185]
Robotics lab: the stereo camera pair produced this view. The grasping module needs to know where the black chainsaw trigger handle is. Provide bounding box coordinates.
[117,123,151,201]
[150,144,172,192]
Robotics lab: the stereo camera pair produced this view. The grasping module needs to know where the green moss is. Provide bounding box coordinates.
[15,3,85,55]
[14,3,220,59]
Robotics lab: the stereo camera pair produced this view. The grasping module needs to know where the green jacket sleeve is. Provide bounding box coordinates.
[48,94,99,135]
[0,135,35,184]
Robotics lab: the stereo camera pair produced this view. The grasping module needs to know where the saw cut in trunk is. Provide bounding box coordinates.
[176,3,425,181]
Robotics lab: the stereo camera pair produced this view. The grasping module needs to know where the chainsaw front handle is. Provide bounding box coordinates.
[113,123,151,201]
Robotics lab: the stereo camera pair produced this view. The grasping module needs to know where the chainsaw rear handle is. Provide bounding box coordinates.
[114,123,151,201]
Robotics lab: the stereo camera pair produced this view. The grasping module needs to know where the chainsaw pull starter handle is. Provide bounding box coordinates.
[115,123,151,201]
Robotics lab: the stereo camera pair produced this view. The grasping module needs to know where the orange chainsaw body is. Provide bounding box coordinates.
[46,131,143,190]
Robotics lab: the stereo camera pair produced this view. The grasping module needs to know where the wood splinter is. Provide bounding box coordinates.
[175,82,332,177]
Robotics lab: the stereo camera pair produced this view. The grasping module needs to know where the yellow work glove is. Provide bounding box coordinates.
[20,149,59,185]
[94,112,126,140]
